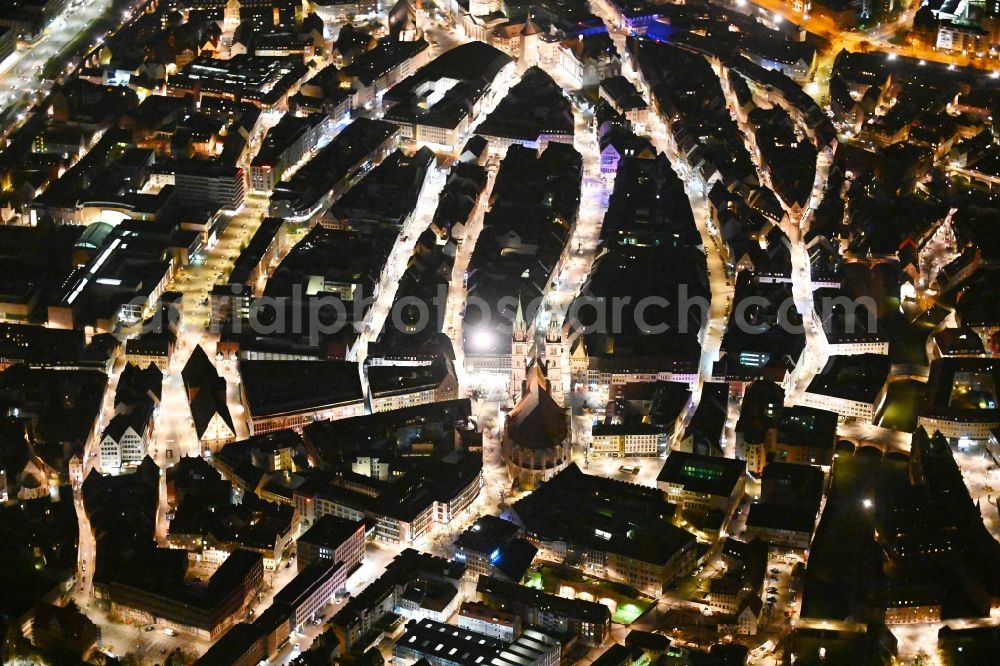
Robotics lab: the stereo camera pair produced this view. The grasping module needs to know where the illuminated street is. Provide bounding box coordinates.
[0,0,145,124]
[1,0,1000,663]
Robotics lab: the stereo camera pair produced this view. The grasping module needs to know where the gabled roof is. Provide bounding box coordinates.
[599,129,655,159]
[190,386,236,440]
[182,345,235,440]
[101,402,153,442]
[116,362,163,405]
[739,595,763,616]
[506,360,567,450]
[33,602,98,644]
[182,344,217,389]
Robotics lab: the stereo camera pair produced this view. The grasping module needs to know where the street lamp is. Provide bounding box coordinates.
[862,498,873,510]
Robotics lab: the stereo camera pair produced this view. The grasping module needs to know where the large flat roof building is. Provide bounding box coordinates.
[509,463,698,595]
[394,618,508,665]
[656,451,746,523]
[919,357,1000,440]
[272,557,352,628]
[342,38,431,107]
[800,353,891,421]
[296,514,366,572]
[325,146,436,231]
[97,549,264,640]
[239,359,365,434]
[168,55,309,111]
[48,224,176,332]
[249,113,330,194]
[476,575,611,646]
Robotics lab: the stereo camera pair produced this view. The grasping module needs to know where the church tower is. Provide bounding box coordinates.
[519,14,541,69]
[511,297,530,402]
[225,0,240,24]
[569,336,588,390]
[544,312,565,406]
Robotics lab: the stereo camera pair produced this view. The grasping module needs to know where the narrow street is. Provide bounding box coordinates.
[594,5,735,434]
[15,0,1000,662]
[0,0,134,118]
[351,164,447,375]
[152,194,270,465]
[719,70,830,408]
[443,162,497,387]
[69,149,271,663]
[543,105,610,321]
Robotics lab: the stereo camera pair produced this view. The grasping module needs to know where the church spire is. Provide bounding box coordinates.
[514,296,528,341]
[547,309,561,342]
[524,12,542,36]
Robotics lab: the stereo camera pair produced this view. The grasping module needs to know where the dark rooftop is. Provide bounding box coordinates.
[805,353,891,404]
[454,515,521,555]
[298,514,365,549]
[476,66,574,142]
[384,40,513,131]
[477,574,611,625]
[656,451,746,498]
[344,38,430,87]
[240,359,363,417]
[511,463,694,567]
[777,406,838,449]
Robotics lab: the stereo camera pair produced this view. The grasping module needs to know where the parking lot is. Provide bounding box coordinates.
[760,551,805,630]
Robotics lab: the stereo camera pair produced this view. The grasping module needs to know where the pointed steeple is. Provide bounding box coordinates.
[524,12,542,36]
[547,310,561,342]
[514,296,528,341]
